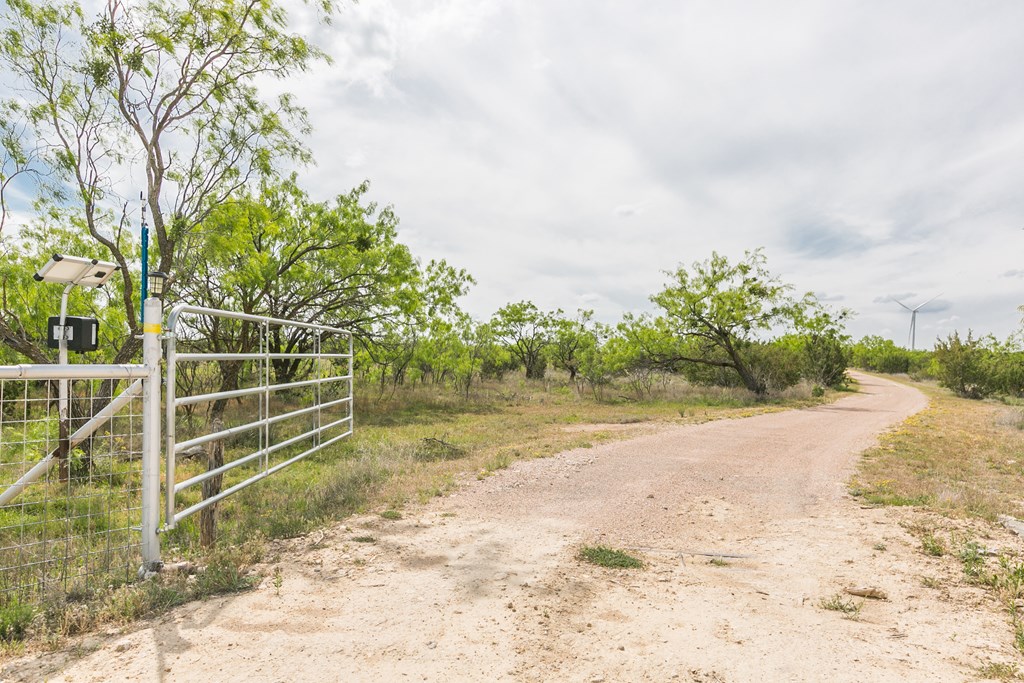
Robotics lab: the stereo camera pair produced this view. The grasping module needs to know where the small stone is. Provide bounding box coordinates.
[617,645,625,651]
[426,641,437,649]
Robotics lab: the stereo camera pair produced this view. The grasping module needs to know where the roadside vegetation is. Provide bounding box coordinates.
[850,329,1024,400]
[851,382,1024,520]
[0,373,836,653]
[851,374,1024,670]
[577,545,644,569]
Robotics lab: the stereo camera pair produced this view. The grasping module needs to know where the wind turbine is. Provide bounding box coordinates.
[892,293,942,351]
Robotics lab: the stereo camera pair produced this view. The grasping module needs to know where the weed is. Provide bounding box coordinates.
[921,533,946,557]
[477,451,515,479]
[0,601,33,642]
[819,593,862,618]
[352,536,376,544]
[191,544,261,597]
[960,541,986,581]
[873,543,887,552]
[708,557,730,567]
[380,510,402,521]
[577,545,644,569]
[921,576,942,589]
[977,661,1020,681]
[272,567,283,596]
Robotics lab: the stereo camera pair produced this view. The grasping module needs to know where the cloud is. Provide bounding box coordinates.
[873,294,917,305]
[786,217,878,259]
[285,0,1024,341]
[614,204,644,218]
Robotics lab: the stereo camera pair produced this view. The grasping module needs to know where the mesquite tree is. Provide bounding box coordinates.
[647,249,808,395]
[0,0,329,363]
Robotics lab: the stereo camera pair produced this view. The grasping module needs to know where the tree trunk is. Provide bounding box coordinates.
[200,417,225,548]
[730,352,766,395]
[525,357,546,380]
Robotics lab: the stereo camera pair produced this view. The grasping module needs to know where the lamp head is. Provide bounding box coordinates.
[147,271,170,298]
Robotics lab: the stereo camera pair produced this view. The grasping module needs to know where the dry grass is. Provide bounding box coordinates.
[851,375,1024,667]
[851,379,1024,521]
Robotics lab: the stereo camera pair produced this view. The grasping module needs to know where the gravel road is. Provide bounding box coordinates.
[10,371,1018,682]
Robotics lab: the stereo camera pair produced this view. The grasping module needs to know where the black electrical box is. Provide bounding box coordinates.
[47,316,99,353]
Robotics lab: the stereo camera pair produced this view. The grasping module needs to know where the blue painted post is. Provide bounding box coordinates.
[140,194,148,321]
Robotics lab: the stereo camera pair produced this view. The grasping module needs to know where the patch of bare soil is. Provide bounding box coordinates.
[6,372,1020,682]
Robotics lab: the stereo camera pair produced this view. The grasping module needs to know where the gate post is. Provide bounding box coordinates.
[140,297,163,573]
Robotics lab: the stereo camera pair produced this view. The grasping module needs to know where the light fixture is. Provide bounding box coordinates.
[33,253,119,288]
[147,271,169,298]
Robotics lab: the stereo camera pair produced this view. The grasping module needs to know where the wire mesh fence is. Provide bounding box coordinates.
[0,377,142,608]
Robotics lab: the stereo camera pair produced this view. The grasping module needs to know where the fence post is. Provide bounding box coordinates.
[140,297,163,573]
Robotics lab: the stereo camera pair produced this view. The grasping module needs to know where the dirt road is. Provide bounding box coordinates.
[12,372,1019,681]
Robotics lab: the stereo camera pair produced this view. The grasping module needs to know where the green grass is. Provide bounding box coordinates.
[577,545,644,569]
[380,510,402,520]
[921,533,946,557]
[976,661,1020,681]
[0,601,33,642]
[819,593,862,618]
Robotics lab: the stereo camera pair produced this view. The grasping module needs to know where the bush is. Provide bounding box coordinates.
[851,335,913,373]
[0,600,34,641]
[933,331,991,399]
[745,342,803,392]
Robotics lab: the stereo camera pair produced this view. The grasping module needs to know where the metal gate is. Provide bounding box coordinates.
[0,300,353,604]
[162,305,353,531]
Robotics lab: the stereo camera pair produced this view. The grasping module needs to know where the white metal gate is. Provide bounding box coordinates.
[162,305,354,532]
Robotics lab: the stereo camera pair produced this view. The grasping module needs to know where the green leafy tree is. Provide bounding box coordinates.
[576,322,612,399]
[647,249,808,395]
[0,0,329,363]
[490,301,552,380]
[548,309,597,383]
[607,317,668,398]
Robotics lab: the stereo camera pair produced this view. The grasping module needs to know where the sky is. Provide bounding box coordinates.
[275,0,1024,346]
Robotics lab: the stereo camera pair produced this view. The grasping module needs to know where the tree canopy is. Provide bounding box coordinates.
[0,0,330,361]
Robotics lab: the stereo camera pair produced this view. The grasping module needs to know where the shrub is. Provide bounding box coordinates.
[933,331,991,399]
[802,331,850,388]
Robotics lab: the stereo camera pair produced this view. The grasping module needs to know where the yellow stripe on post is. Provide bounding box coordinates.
[143,323,162,334]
